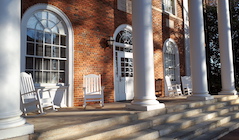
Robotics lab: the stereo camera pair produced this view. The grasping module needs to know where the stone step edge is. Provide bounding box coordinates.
[35,96,239,139]
[70,105,239,140]
[161,112,239,139]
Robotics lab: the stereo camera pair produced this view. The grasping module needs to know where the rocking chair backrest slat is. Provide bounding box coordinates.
[84,74,101,94]
[20,72,36,96]
[83,74,104,108]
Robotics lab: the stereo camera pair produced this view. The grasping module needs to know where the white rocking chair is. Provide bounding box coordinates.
[83,74,105,108]
[165,75,182,96]
[20,72,56,116]
[181,76,192,95]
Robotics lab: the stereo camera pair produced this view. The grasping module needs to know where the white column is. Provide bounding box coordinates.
[0,0,33,139]
[183,0,191,76]
[126,0,165,111]
[187,0,214,100]
[217,0,237,95]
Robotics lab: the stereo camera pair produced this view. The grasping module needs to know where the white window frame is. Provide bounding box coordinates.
[163,38,180,84]
[21,4,74,107]
[162,0,177,15]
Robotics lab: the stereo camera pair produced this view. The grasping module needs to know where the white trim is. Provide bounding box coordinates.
[113,24,132,101]
[21,3,74,107]
[163,38,180,84]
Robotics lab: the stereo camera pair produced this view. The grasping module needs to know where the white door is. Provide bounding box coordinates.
[115,51,134,101]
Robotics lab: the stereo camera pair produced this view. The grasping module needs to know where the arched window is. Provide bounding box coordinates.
[21,4,74,107]
[163,38,180,83]
[25,11,67,83]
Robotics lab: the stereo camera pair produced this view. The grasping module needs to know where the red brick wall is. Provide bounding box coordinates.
[22,0,185,106]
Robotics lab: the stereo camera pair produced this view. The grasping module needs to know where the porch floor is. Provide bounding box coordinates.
[22,95,239,139]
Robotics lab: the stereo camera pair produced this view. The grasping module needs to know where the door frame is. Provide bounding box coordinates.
[113,24,133,101]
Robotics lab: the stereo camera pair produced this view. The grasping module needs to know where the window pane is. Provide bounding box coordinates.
[36,31,43,43]
[60,60,65,70]
[52,46,59,57]
[36,44,43,56]
[60,47,66,58]
[43,72,50,83]
[53,34,59,45]
[52,59,58,70]
[44,59,50,70]
[51,72,58,83]
[27,29,35,42]
[48,21,55,29]
[58,22,66,34]
[59,72,65,83]
[26,57,33,69]
[49,13,59,24]
[41,20,47,28]
[36,23,44,31]
[27,16,38,29]
[35,58,42,70]
[45,32,52,44]
[60,35,66,46]
[35,71,42,83]
[45,45,51,57]
[27,43,34,55]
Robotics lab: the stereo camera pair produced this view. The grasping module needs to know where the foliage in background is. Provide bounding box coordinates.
[204,0,239,93]
[204,5,221,94]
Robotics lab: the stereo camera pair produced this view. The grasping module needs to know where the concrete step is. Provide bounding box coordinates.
[160,112,239,140]
[80,103,239,140]
[34,95,239,140]
[194,119,239,140]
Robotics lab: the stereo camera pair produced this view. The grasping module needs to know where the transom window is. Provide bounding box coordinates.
[164,40,177,82]
[115,28,133,77]
[115,29,133,52]
[25,11,67,83]
[162,0,176,15]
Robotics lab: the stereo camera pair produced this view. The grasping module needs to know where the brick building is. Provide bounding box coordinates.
[20,0,187,107]
[1,0,238,139]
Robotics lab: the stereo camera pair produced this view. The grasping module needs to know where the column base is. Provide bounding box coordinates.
[218,90,238,95]
[187,93,214,101]
[126,99,165,111]
[0,123,34,139]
